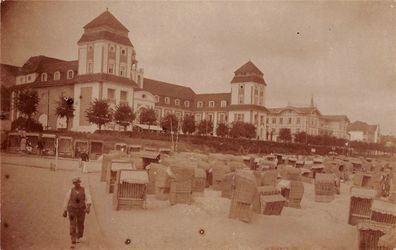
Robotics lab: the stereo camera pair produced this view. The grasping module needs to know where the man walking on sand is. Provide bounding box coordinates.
[63,177,92,248]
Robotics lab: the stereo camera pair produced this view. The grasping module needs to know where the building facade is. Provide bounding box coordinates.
[5,10,350,141]
[348,121,380,143]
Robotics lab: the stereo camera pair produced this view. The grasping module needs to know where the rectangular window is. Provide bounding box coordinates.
[297,118,300,124]
[87,62,93,73]
[272,118,276,124]
[195,114,202,122]
[107,89,115,100]
[288,118,292,124]
[197,101,203,108]
[221,100,227,107]
[120,65,126,77]
[218,113,225,123]
[260,116,264,125]
[234,113,244,122]
[120,91,127,101]
[207,114,213,121]
[279,118,283,124]
[209,101,215,107]
[239,96,244,104]
[108,64,114,74]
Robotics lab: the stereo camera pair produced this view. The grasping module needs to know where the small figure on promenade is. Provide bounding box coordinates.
[62,177,92,248]
[20,135,27,153]
[80,150,89,173]
[37,138,44,157]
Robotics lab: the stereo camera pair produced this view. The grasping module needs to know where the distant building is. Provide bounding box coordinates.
[5,10,350,140]
[348,121,380,143]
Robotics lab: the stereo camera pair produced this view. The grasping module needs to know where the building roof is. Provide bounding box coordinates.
[234,61,263,76]
[194,93,231,111]
[231,75,267,85]
[1,64,21,88]
[38,60,78,75]
[348,121,378,133]
[1,64,20,76]
[322,115,350,123]
[77,73,138,87]
[228,104,269,112]
[143,78,196,100]
[268,106,320,115]
[231,61,266,85]
[84,10,129,32]
[78,31,133,47]
[19,56,65,74]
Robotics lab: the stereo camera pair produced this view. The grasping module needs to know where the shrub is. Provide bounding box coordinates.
[11,117,43,132]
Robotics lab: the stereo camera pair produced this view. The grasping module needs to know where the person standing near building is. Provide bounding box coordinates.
[62,177,92,248]
[80,150,89,173]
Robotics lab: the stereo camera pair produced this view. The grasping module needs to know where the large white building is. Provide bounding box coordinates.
[5,10,350,141]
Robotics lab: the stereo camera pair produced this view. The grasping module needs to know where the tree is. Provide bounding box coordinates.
[139,107,157,129]
[197,119,214,135]
[161,113,179,133]
[14,88,39,120]
[114,105,135,131]
[294,131,308,144]
[278,128,292,142]
[55,96,75,130]
[1,86,11,119]
[182,114,196,134]
[216,123,229,137]
[229,122,256,139]
[244,123,256,139]
[229,121,246,138]
[86,99,112,132]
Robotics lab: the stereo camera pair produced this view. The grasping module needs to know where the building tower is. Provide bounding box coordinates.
[229,61,269,139]
[73,10,144,132]
[230,60,267,106]
[77,9,143,87]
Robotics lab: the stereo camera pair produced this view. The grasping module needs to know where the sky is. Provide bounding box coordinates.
[1,1,395,135]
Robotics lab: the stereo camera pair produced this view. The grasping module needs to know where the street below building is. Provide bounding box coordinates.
[1,162,108,250]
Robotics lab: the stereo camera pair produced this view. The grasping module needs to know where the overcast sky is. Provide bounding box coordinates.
[2,1,395,135]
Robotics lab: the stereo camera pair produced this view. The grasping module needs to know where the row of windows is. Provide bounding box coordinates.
[40,70,74,82]
[155,96,228,109]
[107,89,128,101]
[267,117,302,125]
[88,45,128,56]
[197,100,227,108]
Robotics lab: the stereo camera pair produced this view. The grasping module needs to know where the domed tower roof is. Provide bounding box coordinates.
[83,9,129,32]
[78,10,133,47]
[231,61,267,85]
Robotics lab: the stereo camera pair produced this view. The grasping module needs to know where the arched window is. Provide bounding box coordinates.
[197,101,203,108]
[220,100,227,107]
[175,99,180,106]
[54,71,60,80]
[164,97,170,104]
[209,101,215,107]
[41,73,48,82]
[155,95,160,103]
[67,70,74,79]
[184,101,190,107]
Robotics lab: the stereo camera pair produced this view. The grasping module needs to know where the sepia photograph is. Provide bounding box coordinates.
[1,1,395,249]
